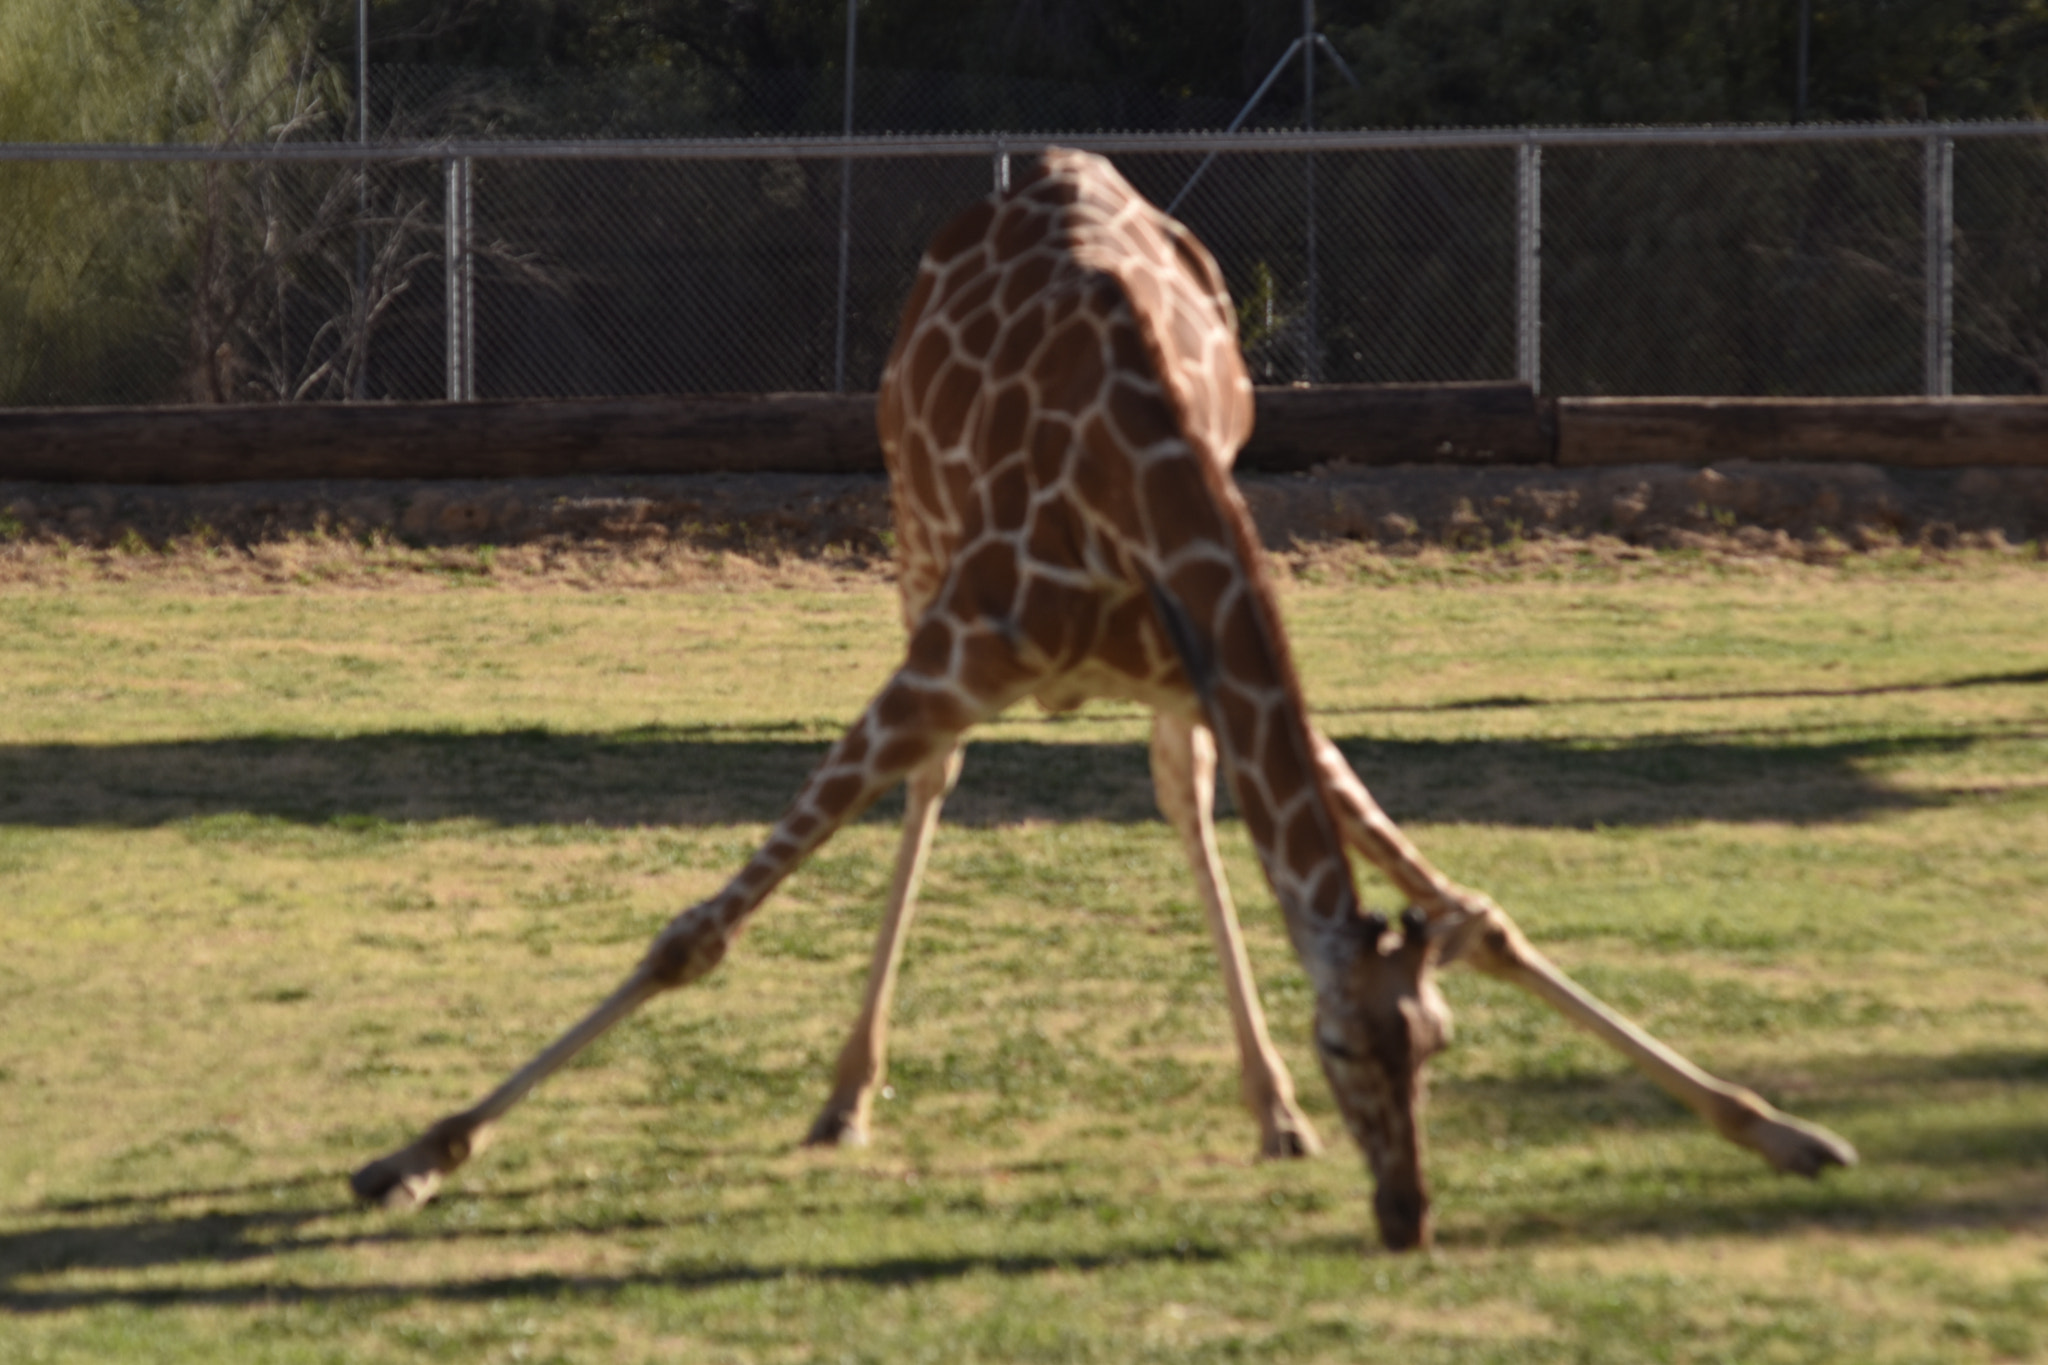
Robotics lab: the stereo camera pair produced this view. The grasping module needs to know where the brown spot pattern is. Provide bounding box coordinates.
[1141,457,1224,556]
[907,617,953,675]
[983,459,1030,532]
[991,304,1047,379]
[928,363,981,451]
[1033,314,1105,414]
[983,385,1030,461]
[815,772,865,815]
[953,540,1020,618]
[958,628,1032,697]
[927,200,995,264]
[944,271,998,322]
[1026,417,1073,487]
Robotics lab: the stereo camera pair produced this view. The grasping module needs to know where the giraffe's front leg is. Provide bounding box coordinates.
[353,656,1001,1211]
[351,965,673,1208]
[350,1113,486,1212]
[805,742,965,1148]
[1151,710,1321,1160]
[353,892,736,1209]
[1442,899,1858,1176]
[1307,729,1856,1178]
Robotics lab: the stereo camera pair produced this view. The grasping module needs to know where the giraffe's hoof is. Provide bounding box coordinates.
[349,1155,443,1211]
[1258,1116,1324,1160]
[802,1108,871,1149]
[1750,1112,1858,1177]
[350,1115,484,1210]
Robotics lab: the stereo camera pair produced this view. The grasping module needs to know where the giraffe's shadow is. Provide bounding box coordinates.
[0,719,2010,832]
[4,1040,2046,1315]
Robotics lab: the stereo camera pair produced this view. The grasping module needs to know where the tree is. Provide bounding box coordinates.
[1320,0,2048,129]
[3,0,462,403]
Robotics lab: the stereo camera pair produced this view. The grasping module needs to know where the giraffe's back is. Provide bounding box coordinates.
[875,149,1257,712]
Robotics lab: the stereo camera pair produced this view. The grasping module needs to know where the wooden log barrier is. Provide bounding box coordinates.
[1557,396,2048,469]
[1242,382,1550,469]
[0,383,1544,485]
[0,393,881,485]
[6,387,2047,485]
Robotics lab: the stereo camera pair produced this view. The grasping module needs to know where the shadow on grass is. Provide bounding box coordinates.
[1321,665,2048,718]
[0,1178,2034,1314]
[6,1048,2045,1312]
[1433,1046,2048,1150]
[0,1183,1228,1312]
[0,722,2016,832]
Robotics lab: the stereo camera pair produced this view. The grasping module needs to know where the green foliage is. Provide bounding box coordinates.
[0,0,357,405]
[345,0,2048,128]
[8,0,2048,144]
[0,0,346,145]
[364,0,1255,103]
[1327,0,2048,128]
[0,0,148,144]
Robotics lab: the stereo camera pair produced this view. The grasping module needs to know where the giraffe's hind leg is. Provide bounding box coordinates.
[1307,729,1857,1177]
[1152,710,1322,1160]
[805,741,965,1148]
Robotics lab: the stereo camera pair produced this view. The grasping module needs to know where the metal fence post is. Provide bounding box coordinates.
[994,135,1010,193]
[1516,141,1542,395]
[834,158,852,394]
[444,156,474,402]
[353,0,368,401]
[1923,135,1954,397]
[1303,151,1320,383]
[832,1,858,394]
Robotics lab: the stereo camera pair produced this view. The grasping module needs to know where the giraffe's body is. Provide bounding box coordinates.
[354,150,1855,1250]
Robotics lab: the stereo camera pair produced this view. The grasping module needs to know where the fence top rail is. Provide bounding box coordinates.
[5,119,2048,164]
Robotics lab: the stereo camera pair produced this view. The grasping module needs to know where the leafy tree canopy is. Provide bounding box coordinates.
[2,0,345,143]
[1327,0,2048,126]
[354,0,2048,124]
[5,0,2046,143]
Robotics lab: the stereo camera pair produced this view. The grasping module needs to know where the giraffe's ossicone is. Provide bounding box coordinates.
[352,149,1855,1253]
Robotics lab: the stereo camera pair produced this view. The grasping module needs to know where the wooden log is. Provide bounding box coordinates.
[1558,396,2048,468]
[1242,382,1550,470]
[0,394,883,485]
[0,382,1546,485]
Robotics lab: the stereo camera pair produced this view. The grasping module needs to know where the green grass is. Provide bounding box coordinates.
[3,554,2047,1362]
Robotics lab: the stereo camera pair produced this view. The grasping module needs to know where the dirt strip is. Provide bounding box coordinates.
[2,460,2044,564]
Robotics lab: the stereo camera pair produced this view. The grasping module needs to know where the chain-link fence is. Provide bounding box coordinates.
[5,124,2046,408]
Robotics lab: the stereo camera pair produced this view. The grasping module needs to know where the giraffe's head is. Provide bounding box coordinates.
[1310,906,1451,1251]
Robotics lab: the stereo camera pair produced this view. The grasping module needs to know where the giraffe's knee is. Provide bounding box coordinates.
[643,909,729,989]
[1439,896,1531,976]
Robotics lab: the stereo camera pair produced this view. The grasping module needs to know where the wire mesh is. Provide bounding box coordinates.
[1,157,187,405]
[6,127,2048,407]
[1953,138,2048,394]
[1541,140,1926,396]
[0,154,449,405]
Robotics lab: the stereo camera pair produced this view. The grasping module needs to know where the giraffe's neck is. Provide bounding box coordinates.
[1139,448,1365,952]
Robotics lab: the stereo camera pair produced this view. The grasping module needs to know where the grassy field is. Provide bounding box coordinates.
[2,549,2046,1362]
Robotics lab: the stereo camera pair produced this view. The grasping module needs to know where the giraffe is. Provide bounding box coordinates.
[352,148,1856,1251]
